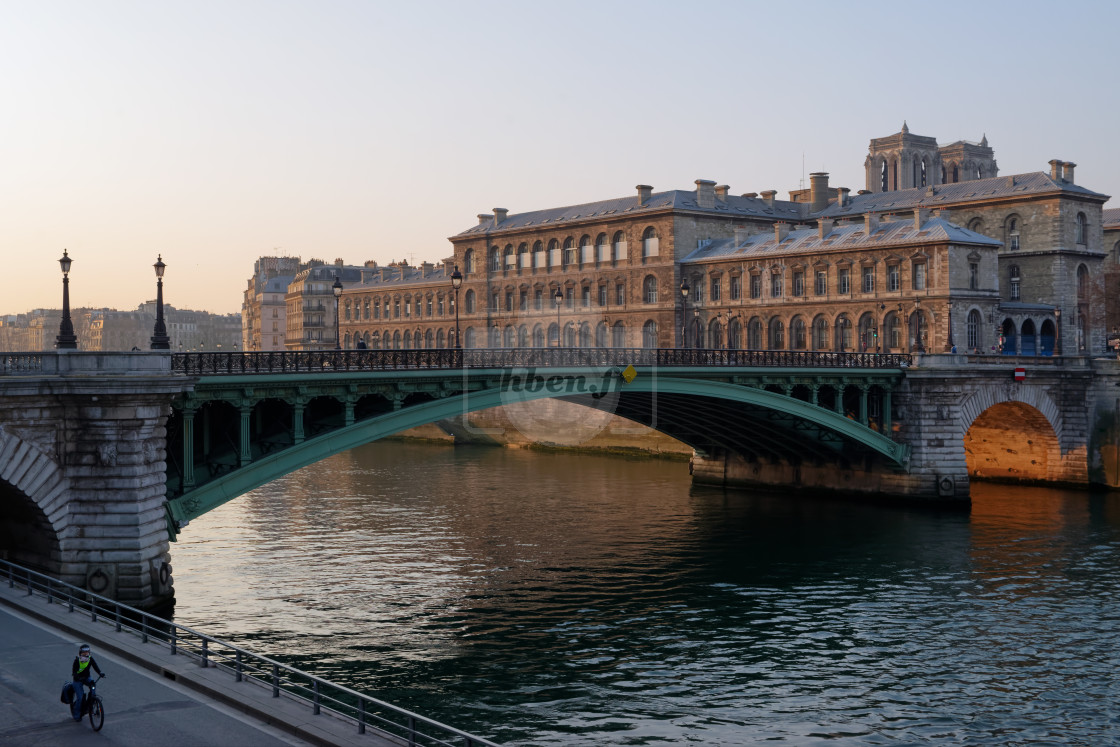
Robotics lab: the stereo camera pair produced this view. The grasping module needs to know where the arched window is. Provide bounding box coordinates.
[858,313,875,351]
[887,313,901,349]
[708,319,722,349]
[392,330,401,349]
[488,326,500,347]
[425,329,433,348]
[344,332,350,348]
[748,317,763,349]
[504,244,515,270]
[1006,215,1021,250]
[688,318,703,349]
[518,325,529,347]
[579,235,592,265]
[727,317,742,349]
[813,317,829,350]
[1076,213,1087,245]
[436,329,445,348]
[596,233,609,264]
[1000,319,1015,354]
[562,237,576,268]
[790,316,806,350]
[642,320,659,348]
[579,323,592,347]
[489,246,500,272]
[595,322,609,347]
[881,160,888,192]
[1077,264,1089,299]
[532,240,544,269]
[967,309,981,350]
[547,239,559,269]
[464,289,476,313]
[563,323,576,347]
[502,326,514,347]
[835,315,852,351]
[768,318,784,350]
[941,166,947,184]
[464,328,476,348]
[952,165,959,183]
[518,243,529,270]
[403,331,412,350]
[612,231,627,262]
[1021,319,1037,355]
[533,325,544,348]
[464,249,475,275]
[642,226,659,258]
[547,323,559,347]
[967,217,984,233]
[643,275,658,304]
[920,159,927,187]
[612,321,626,348]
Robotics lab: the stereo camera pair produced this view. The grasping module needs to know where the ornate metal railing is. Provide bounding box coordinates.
[0,559,499,746]
[171,348,913,375]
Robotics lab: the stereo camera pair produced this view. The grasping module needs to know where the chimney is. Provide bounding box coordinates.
[380,267,390,281]
[1049,159,1063,181]
[335,257,344,266]
[493,207,508,225]
[837,187,850,208]
[715,184,730,201]
[734,227,749,245]
[636,184,652,205]
[913,208,930,230]
[743,192,758,199]
[1062,161,1076,183]
[478,213,491,226]
[695,179,716,208]
[809,172,830,212]
[934,208,951,221]
[761,190,777,207]
[864,213,880,234]
[421,262,433,277]
[774,222,790,242]
[818,218,835,239]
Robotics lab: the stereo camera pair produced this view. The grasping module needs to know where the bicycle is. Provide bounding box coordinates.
[77,675,105,731]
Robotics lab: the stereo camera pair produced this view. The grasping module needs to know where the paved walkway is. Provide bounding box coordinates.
[0,583,400,747]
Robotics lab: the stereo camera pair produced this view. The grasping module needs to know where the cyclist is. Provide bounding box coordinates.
[70,644,104,721]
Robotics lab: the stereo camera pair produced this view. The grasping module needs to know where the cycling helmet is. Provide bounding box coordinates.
[78,644,91,661]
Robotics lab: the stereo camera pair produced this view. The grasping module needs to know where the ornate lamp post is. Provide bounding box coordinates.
[680,280,690,348]
[450,265,463,349]
[150,255,171,350]
[914,298,925,353]
[554,287,564,346]
[332,275,343,351]
[56,250,78,349]
[946,300,955,353]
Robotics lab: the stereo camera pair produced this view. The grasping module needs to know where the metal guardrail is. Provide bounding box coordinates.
[171,348,913,375]
[0,559,500,747]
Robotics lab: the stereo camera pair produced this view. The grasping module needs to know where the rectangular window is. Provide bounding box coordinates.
[426,298,433,316]
[913,263,927,290]
[582,287,591,307]
[565,288,574,308]
[549,246,560,268]
[730,275,742,300]
[969,263,979,290]
[838,268,850,295]
[492,293,499,310]
[815,270,827,295]
[770,274,782,297]
[793,271,804,297]
[616,283,625,306]
[598,285,607,307]
[694,282,705,304]
[535,249,546,268]
[888,265,900,292]
[750,275,761,299]
[520,290,528,311]
[643,237,659,258]
[437,299,444,315]
[615,240,628,260]
[535,289,543,310]
[711,277,721,302]
[505,292,513,312]
[862,266,875,293]
[1011,280,1021,300]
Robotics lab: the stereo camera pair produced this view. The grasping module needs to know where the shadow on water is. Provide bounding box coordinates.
[170,442,1120,746]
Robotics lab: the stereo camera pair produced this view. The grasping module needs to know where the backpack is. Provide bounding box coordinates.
[60,682,75,704]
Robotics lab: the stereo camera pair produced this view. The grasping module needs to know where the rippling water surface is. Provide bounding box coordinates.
[170,441,1120,745]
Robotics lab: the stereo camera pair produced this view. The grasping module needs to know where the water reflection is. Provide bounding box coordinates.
[172,442,1120,745]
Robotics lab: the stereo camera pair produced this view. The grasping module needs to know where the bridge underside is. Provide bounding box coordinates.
[164,369,909,537]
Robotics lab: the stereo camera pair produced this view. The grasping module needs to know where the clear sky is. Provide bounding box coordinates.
[2,1,1116,315]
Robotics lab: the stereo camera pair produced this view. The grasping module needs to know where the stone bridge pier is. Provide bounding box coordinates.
[0,352,190,610]
[695,355,1120,501]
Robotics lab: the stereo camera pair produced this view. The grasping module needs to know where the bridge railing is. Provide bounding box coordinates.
[0,559,499,747]
[172,348,912,375]
[0,353,44,374]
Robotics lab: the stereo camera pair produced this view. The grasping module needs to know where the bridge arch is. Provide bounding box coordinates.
[960,384,1063,483]
[0,425,67,572]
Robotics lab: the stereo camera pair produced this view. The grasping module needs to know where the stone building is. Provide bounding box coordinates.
[264,126,1112,357]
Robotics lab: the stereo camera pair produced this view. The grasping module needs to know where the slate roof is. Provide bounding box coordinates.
[818,172,1109,218]
[354,264,449,290]
[1103,208,1120,228]
[681,217,1001,264]
[453,189,804,238]
[264,276,292,293]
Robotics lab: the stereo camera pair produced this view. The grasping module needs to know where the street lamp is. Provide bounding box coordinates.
[947,300,955,353]
[56,249,78,349]
[1054,307,1062,356]
[150,255,171,350]
[554,287,564,346]
[332,275,343,351]
[450,265,462,349]
[914,298,925,353]
[680,280,690,348]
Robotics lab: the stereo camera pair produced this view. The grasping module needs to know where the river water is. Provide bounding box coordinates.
[170,441,1120,745]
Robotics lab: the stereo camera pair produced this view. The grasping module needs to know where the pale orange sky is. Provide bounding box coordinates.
[3,1,1116,316]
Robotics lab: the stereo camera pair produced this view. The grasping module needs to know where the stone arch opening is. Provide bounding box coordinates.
[0,478,60,573]
[964,401,1060,483]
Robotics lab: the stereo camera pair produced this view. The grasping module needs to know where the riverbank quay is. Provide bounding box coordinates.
[0,563,500,747]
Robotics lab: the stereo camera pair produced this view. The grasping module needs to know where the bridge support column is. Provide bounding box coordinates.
[293,402,306,444]
[239,405,252,467]
[181,406,196,490]
[883,388,893,434]
[859,385,869,426]
[810,385,819,406]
